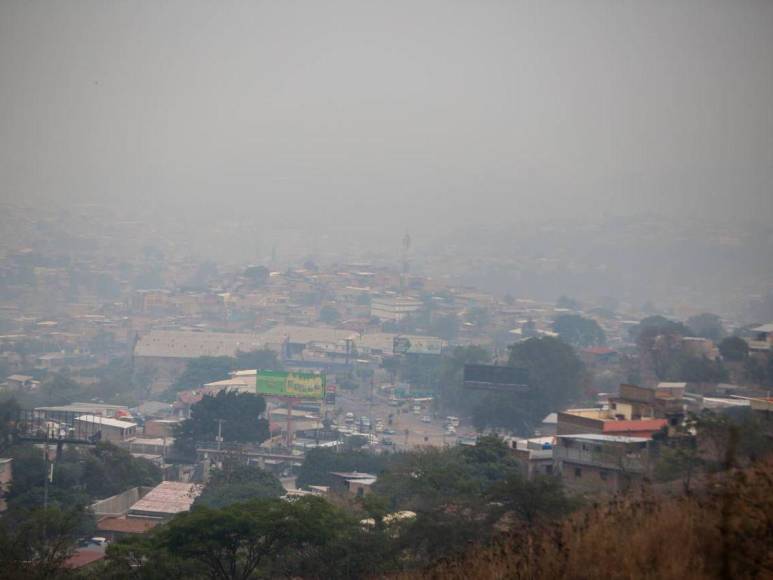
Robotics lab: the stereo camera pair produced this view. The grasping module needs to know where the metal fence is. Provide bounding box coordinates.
[15,409,109,444]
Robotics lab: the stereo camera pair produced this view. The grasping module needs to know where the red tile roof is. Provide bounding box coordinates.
[582,347,617,355]
[64,549,105,569]
[97,516,159,534]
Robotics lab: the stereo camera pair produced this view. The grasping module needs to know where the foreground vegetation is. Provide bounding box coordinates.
[403,459,773,580]
[2,420,770,579]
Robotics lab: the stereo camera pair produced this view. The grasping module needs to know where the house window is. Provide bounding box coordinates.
[574,467,582,478]
[600,471,609,481]
[545,465,553,474]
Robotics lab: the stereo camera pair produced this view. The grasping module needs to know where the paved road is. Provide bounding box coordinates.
[331,390,466,451]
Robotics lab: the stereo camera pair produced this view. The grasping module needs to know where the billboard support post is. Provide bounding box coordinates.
[285,397,293,449]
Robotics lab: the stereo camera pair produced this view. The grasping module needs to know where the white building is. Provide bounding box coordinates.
[370,297,422,322]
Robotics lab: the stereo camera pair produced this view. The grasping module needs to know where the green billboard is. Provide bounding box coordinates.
[256,370,326,400]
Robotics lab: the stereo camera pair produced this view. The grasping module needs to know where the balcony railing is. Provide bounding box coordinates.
[555,447,646,472]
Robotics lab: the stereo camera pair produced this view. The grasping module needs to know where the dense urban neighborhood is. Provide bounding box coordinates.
[0,201,771,578]
[2,0,773,578]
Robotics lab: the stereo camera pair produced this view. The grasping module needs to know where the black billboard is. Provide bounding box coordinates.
[463,364,529,392]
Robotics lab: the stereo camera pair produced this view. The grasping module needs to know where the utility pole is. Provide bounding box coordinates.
[43,441,49,510]
[285,397,294,449]
[368,376,374,430]
[216,419,225,451]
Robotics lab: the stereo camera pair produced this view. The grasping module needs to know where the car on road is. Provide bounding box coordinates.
[383,428,396,435]
[421,415,432,423]
[381,438,394,446]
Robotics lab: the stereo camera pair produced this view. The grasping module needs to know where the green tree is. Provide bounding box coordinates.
[552,314,607,348]
[743,357,767,385]
[375,437,519,513]
[40,373,88,406]
[172,351,281,393]
[0,507,83,580]
[319,305,341,324]
[719,336,749,362]
[173,356,234,391]
[471,337,585,434]
[296,448,392,490]
[654,438,702,493]
[6,443,160,514]
[0,397,20,452]
[437,345,491,413]
[630,315,690,343]
[155,497,354,580]
[486,473,575,525]
[79,442,162,498]
[686,313,725,342]
[666,354,728,383]
[196,463,284,509]
[173,391,269,460]
[233,349,281,372]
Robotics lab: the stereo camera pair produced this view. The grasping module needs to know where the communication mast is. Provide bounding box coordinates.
[400,233,411,290]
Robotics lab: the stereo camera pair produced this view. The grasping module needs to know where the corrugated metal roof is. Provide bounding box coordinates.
[129,481,202,516]
[134,330,266,359]
[75,415,137,429]
[557,434,650,443]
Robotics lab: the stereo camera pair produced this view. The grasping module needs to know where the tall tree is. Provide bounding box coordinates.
[233,349,281,372]
[686,313,726,342]
[0,507,83,580]
[173,356,234,391]
[630,315,690,343]
[470,337,585,434]
[0,397,20,452]
[173,391,269,460]
[152,497,354,580]
[552,314,607,348]
[719,336,749,362]
[296,448,391,490]
[196,462,284,509]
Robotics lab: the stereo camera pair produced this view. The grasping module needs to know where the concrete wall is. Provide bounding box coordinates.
[92,486,154,517]
[556,412,604,435]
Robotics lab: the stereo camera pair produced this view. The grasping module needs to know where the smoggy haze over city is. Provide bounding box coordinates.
[2,4,773,576]
[1,0,772,310]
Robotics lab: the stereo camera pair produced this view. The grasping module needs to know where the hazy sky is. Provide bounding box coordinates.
[1,0,772,233]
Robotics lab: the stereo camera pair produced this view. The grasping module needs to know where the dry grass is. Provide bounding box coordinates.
[394,459,773,580]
